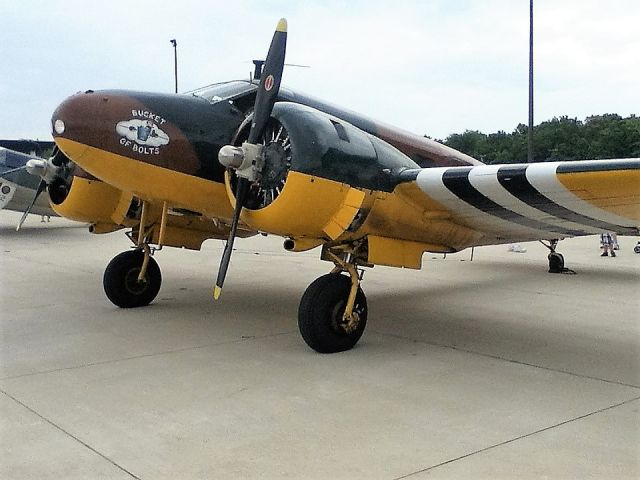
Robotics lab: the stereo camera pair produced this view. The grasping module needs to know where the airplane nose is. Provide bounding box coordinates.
[50,88,237,184]
[52,90,101,135]
[51,90,104,162]
[51,90,176,165]
[51,90,182,163]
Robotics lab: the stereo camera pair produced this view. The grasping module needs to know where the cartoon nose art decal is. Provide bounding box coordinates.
[116,117,170,155]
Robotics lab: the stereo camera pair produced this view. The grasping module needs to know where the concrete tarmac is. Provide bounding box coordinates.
[1,210,639,479]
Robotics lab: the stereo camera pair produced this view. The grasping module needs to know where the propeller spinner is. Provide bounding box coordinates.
[214,18,288,299]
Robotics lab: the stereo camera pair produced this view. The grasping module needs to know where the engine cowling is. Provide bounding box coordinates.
[51,173,134,228]
[228,102,418,241]
[29,147,133,229]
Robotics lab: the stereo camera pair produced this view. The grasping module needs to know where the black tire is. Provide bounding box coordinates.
[548,252,564,273]
[634,245,640,254]
[298,273,367,353]
[103,250,161,308]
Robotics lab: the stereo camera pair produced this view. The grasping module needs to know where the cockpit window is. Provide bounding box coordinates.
[188,81,257,103]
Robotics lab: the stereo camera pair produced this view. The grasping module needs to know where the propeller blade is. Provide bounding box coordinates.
[214,18,288,299]
[247,18,287,144]
[16,179,47,231]
[1,166,27,176]
[214,19,288,299]
[213,177,250,299]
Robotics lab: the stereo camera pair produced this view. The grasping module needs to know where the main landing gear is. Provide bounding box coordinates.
[103,247,162,308]
[298,249,368,353]
[103,200,165,308]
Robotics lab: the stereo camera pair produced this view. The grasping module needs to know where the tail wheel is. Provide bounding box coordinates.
[103,250,161,308]
[298,273,367,353]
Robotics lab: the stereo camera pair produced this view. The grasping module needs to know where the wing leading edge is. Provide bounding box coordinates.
[397,159,640,249]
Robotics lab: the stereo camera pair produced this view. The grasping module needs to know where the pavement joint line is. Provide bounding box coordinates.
[0,388,142,480]
[373,330,640,390]
[391,395,640,480]
[0,331,295,381]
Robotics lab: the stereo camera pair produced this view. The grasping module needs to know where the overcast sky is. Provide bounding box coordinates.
[1,0,638,141]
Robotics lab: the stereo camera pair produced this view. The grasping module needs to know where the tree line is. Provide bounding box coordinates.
[438,114,640,164]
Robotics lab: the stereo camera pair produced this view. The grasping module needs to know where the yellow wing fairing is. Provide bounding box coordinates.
[366,235,448,269]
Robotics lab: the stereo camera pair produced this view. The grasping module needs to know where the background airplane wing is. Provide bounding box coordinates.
[395,159,640,250]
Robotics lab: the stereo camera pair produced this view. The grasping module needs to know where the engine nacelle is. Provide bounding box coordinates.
[231,102,418,241]
[51,174,133,228]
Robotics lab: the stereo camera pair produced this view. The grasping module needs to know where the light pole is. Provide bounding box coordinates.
[528,0,534,163]
[170,39,178,93]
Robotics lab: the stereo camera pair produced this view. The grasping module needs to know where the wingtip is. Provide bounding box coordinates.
[276,18,287,33]
[213,286,222,300]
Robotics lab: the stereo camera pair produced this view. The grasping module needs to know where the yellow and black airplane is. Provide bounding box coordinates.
[22,19,640,353]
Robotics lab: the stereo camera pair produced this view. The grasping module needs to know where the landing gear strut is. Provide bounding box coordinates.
[298,250,368,353]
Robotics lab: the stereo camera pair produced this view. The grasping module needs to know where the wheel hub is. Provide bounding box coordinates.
[124,268,148,295]
[331,300,361,334]
[340,311,360,334]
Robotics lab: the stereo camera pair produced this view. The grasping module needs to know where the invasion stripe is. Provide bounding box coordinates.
[441,169,585,236]
[467,165,600,235]
[497,165,638,235]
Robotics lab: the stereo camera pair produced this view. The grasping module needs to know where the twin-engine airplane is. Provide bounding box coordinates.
[20,19,640,353]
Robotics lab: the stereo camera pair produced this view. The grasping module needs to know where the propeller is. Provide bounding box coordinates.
[2,165,28,176]
[16,147,72,231]
[213,18,288,300]
[17,179,46,231]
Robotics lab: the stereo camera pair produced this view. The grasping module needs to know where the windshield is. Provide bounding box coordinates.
[188,81,257,103]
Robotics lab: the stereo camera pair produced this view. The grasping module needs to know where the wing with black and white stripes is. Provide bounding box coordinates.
[398,159,640,250]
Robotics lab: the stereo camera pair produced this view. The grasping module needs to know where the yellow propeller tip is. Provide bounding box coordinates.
[276,18,287,33]
[213,286,222,300]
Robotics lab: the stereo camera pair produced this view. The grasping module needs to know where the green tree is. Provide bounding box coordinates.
[438,114,640,163]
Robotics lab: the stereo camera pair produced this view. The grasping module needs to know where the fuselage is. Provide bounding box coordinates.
[51,80,479,192]
[49,81,483,249]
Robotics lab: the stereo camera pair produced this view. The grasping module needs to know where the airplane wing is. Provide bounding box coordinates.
[394,159,640,250]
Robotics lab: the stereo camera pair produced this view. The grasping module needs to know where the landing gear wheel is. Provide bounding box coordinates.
[103,250,161,308]
[298,273,367,353]
[634,244,640,254]
[548,252,565,273]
